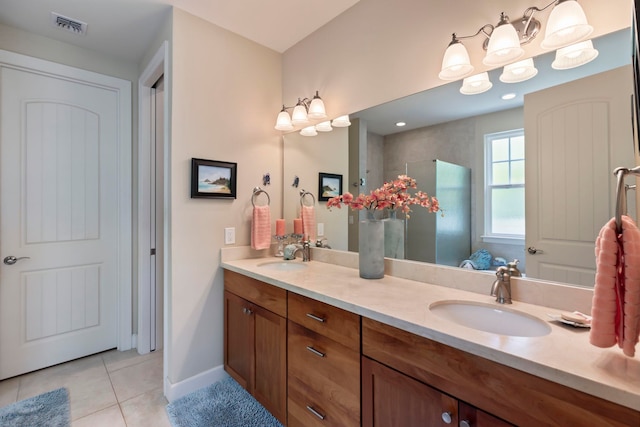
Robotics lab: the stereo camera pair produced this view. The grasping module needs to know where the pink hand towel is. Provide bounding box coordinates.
[590,215,640,357]
[301,205,316,242]
[251,205,271,250]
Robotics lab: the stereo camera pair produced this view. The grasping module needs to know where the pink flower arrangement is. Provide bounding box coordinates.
[326,175,440,219]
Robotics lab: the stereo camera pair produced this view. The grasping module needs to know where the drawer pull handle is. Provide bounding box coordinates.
[441,412,453,424]
[460,421,471,427]
[306,346,325,358]
[306,313,325,323]
[242,307,253,315]
[306,405,325,420]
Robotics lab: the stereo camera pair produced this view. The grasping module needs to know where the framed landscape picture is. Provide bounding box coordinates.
[318,172,342,201]
[191,158,237,199]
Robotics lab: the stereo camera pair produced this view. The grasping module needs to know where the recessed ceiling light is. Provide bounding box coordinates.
[501,93,516,100]
[396,121,406,127]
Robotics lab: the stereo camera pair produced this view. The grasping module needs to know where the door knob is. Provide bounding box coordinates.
[3,256,30,265]
[527,247,544,255]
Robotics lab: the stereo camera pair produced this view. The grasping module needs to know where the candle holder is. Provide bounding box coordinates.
[273,234,288,257]
[290,233,304,244]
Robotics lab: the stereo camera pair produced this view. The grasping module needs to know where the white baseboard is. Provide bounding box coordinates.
[164,364,228,402]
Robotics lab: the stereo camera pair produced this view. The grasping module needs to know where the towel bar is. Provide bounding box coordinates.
[613,166,640,233]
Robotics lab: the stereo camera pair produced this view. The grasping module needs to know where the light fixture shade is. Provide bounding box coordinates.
[483,15,524,67]
[291,101,309,126]
[460,72,493,95]
[300,126,318,136]
[274,108,294,131]
[439,39,474,81]
[307,91,327,120]
[315,121,333,132]
[541,0,593,50]
[500,58,538,83]
[332,115,351,127]
[551,39,599,70]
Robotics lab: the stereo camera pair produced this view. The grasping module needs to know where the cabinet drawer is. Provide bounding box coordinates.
[287,321,360,427]
[287,292,360,351]
[224,269,287,317]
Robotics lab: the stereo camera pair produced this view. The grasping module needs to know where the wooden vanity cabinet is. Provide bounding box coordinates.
[223,270,287,425]
[287,292,361,427]
[362,356,512,427]
[362,317,640,427]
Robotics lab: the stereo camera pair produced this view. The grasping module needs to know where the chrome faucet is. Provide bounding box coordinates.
[292,240,311,262]
[490,259,521,304]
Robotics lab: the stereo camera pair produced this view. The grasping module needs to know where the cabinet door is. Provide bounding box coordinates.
[224,291,255,390]
[253,304,287,425]
[362,357,458,427]
[459,402,514,427]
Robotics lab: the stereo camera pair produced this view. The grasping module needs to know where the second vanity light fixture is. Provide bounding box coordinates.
[439,0,598,95]
[274,90,351,136]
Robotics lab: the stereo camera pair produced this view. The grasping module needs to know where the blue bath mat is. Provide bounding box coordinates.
[166,377,283,427]
[0,387,70,427]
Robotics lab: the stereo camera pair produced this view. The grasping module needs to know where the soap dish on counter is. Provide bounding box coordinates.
[547,311,592,328]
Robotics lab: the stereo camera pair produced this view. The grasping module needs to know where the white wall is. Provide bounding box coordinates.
[168,8,282,384]
[282,0,631,119]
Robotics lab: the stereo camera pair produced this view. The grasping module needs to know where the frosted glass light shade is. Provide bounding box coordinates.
[483,19,524,67]
[307,92,327,120]
[541,0,593,50]
[500,58,538,83]
[300,126,318,136]
[315,121,333,132]
[551,39,599,70]
[291,102,309,126]
[439,40,474,80]
[460,72,493,95]
[274,109,293,131]
[332,115,351,127]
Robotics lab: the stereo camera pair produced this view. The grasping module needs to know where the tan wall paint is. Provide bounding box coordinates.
[282,0,631,119]
[169,8,282,383]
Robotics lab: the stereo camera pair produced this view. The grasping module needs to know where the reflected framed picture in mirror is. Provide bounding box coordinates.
[190,158,237,199]
[318,172,342,201]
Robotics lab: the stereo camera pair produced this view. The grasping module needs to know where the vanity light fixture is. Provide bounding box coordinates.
[275,93,351,135]
[500,58,538,83]
[460,72,493,95]
[551,39,599,70]
[274,90,327,131]
[439,0,594,93]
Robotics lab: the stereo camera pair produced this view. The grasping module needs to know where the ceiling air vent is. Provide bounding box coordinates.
[50,12,87,36]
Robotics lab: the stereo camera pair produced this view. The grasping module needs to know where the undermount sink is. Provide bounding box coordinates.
[257,261,308,271]
[429,300,551,337]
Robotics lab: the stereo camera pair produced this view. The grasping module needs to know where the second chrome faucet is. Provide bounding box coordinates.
[490,260,521,304]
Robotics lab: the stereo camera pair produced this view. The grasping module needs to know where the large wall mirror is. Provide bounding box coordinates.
[283,27,637,289]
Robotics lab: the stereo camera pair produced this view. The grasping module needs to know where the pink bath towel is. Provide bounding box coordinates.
[251,205,271,250]
[301,205,316,242]
[590,215,640,357]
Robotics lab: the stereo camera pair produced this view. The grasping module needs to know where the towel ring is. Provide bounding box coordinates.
[299,189,316,207]
[252,187,270,207]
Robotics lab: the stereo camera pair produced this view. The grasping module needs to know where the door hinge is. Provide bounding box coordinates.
[150,248,156,255]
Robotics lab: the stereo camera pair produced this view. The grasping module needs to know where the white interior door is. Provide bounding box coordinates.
[524,65,634,286]
[0,63,125,379]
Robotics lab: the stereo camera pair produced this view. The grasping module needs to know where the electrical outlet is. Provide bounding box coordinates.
[224,227,235,245]
[317,223,325,236]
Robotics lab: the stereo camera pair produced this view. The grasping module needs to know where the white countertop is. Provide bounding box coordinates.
[221,256,640,411]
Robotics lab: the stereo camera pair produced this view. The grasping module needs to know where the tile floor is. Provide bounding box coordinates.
[0,349,171,426]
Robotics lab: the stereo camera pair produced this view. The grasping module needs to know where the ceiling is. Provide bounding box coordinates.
[0,0,360,61]
[353,29,632,136]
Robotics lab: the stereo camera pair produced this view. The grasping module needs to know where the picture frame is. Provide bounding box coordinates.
[191,158,237,199]
[318,172,343,201]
